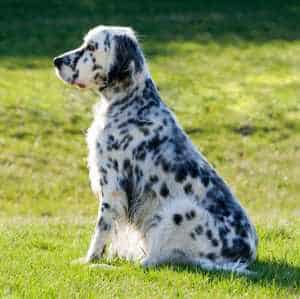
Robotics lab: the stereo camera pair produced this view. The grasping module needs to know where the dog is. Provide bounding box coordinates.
[54,25,258,273]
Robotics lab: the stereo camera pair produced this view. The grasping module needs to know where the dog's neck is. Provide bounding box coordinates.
[98,66,152,104]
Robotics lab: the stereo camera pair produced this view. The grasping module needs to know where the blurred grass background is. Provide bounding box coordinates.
[0,1,299,298]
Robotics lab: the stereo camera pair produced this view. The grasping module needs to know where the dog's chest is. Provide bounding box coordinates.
[88,110,152,174]
[90,101,165,157]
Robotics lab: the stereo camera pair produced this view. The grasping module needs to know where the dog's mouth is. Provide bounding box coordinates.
[55,69,87,89]
[71,81,86,89]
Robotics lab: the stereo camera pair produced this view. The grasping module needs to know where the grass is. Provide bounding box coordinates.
[0,0,299,298]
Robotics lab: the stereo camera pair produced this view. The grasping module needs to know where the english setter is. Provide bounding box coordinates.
[54,25,257,273]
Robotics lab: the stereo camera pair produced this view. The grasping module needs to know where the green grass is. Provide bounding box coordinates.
[0,1,299,298]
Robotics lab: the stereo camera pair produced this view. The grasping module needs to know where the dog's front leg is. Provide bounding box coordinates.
[85,203,111,262]
[85,189,126,263]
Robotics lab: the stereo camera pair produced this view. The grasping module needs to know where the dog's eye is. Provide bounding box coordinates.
[86,44,96,51]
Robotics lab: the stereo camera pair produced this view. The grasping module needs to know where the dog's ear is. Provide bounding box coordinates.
[108,34,144,84]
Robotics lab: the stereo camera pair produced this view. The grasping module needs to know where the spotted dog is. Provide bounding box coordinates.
[54,25,258,273]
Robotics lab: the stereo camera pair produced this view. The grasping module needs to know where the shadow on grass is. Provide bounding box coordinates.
[161,259,300,289]
[0,0,300,64]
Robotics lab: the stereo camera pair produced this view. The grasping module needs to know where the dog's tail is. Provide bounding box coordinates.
[142,251,255,275]
[191,258,255,275]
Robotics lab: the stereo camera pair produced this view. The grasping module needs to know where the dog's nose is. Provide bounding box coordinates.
[53,56,64,68]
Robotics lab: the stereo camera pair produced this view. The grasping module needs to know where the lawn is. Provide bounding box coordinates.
[0,1,299,298]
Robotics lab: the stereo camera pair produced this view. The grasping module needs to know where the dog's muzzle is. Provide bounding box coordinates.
[53,56,64,69]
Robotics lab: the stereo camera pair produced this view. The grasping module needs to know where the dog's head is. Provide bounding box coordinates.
[53,26,144,90]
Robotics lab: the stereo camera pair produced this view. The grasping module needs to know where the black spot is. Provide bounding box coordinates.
[72,69,79,81]
[211,239,219,247]
[160,183,169,197]
[104,32,111,51]
[206,253,216,260]
[98,217,104,226]
[184,183,193,194]
[173,214,183,225]
[206,229,213,240]
[190,232,196,240]
[140,127,150,136]
[102,175,108,185]
[186,210,196,220]
[137,99,160,118]
[188,160,199,178]
[134,141,147,161]
[195,225,203,235]
[123,159,131,171]
[120,134,133,150]
[119,177,134,218]
[113,160,119,172]
[174,165,187,182]
[107,134,119,151]
[96,141,103,152]
[119,128,129,136]
[93,64,102,71]
[161,158,170,173]
[149,175,159,183]
[98,217,111,231]
[62,55,71,66]
[153,214,162,222]
[234,210,243,222]
[148,134,163,152]
[71,49,84,71]
[217,216,225,222]
[103,223,110,231]
[234,222,248,237]
[202,177,210,187]
[100,166,107,175]
[136,168,145,186]
[142,79,159,99]
[102,202,111,209]
[204,186,235,218]
[239,229,248,238]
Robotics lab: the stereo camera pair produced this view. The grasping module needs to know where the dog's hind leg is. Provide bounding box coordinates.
[140,198,255,276]
[141,198,209,268]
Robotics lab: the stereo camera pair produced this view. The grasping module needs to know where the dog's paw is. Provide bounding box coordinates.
[71,257,88,265]
[71,254,100,265]
[89,263,117,270]
[71,257,91,265]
